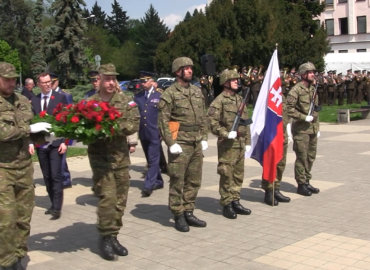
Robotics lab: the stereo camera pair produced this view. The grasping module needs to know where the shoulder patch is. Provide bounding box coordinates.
[208,107,216,116]
[287,96,295,103]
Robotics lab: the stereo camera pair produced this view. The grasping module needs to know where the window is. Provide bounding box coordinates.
[314,19,321,28]
[338,0,347,3]
[357,16,366,34]
[328,50,334,53]
[326,0,333,5]
[339,18,348,34]
[339,50,348,53]
[325,19,334,35]
[357,49,367,52]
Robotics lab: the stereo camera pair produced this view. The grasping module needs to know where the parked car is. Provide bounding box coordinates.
[127,79,142,93]
[192,81,201,89]
[119,81,130,91]
[162,80,175,90]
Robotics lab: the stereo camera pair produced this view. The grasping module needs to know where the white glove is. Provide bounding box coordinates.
[245,145,251,152]
[201,141,208,151]
[45,132,61,142]
[287,123,293,144]
[169,143,183,154]
[30,122,51,133]
[317,131,321,138]
[305,115,314,122]
[228,131,237,139]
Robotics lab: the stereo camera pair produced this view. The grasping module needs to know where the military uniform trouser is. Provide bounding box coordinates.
[168,142,203,215]
[367,88,370,104]
[92,166,130,236]
[293,133,318,185]
[262,141,288,191]
[337,92,344,105]
[217,146,244,206]
[318,91,324,105]
[252,90,260,107]
[347,89,354,104]
[0,166,34,267]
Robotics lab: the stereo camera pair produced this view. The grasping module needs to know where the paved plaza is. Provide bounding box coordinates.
[24,119,370,270]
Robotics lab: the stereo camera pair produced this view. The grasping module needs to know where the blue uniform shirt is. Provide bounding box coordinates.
[54,87,73,104]
[134,87,161,140]
[84,89,96,99]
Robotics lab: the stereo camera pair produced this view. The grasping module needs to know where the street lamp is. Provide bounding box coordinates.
[82,14,95,20]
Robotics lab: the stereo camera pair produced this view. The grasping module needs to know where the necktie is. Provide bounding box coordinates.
[43,96,48,111]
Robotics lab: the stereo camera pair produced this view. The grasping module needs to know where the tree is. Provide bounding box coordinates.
[30,0,47,77]
[89,1,107,28]
[0,40,21,72]
[47,0,93,88]
[137,4,170,72]
[183,11,192,23]
[106,0,129,46]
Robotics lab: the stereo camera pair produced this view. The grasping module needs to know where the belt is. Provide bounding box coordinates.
[179,125,200,132]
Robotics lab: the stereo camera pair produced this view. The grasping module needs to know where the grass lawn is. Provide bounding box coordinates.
[32,147,87,162]
[248,100,369,123]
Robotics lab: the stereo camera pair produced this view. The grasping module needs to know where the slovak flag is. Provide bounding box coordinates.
[245,49,284,183]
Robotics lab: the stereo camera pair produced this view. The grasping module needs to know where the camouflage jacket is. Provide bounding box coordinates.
[208,91,251,149]
[282,95,289,143]
[0,93,33,169]
[87,91,140,169]
[286,82,319,134]
[158,82,208,146]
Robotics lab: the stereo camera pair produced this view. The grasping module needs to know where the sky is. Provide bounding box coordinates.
[83,0,209,29]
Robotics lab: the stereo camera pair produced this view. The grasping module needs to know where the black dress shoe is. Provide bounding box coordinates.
[44,208,52,215]
[307,182,320,194]
[174,214,189,232]
[111,237,128,256]
[184,211,207,227]
[63,184,72,189]
[141,188,152,197]
[153,184,163,190]
[232,200,252,215]
[223,203,237,219]
[264,190,279,206]
[297,184,312,196]
[99,236,117,261]
[274,189,291,203]
[50,210,61,220]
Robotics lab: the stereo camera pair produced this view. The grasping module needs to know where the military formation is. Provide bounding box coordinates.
[1,56,370,268]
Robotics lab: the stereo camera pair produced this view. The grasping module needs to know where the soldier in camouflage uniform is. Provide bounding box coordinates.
[208,69,252,219]
[87,64,139,260]
[0,62,52,270]
[286,62,320,197]
[261,95,292,206]
[158,57,208,232]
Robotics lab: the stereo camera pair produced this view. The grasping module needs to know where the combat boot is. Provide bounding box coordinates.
[223,203,237,219]
[1,260,24,270]
[232,200,252,215]
[98,236,117,261]
[297,184,312,196]
[184,211,207,227]
[111,237,128,256]
[264,190,279,206]
[174,214,190,232]
[307,182,320,194]
[274,189,291,203]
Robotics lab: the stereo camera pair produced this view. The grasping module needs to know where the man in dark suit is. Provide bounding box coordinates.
[21,78,36,101]
[31,72,68,219]
[49,73,72,188]
[134,76,164,197]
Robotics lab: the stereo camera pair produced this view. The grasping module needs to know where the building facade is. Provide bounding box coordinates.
[317,0,370,53]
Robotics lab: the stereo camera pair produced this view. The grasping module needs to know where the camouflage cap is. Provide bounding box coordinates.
[0,62,19,78]
[98,63,119,75]
[172,57,193,73]
[220,69,240,85]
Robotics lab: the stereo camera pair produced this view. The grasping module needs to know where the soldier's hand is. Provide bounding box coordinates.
[129,146,136,153]
[305,115,314,122]
[169,143,182,154]
[201,141,208,151]
[30,122,51,133]
[245,145,251,152]
[228,131,238,139]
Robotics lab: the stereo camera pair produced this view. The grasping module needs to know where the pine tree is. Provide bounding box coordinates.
[106,0,129,46]
[90,1,107,28]
[47,0,93,88]
[137,4,170,72]
[183,11,192,23]
[31,0,47,77]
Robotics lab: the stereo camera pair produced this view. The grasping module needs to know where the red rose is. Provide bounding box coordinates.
[100,102,109,112]
[50,96,55,100]
[71,116,80,123]
[95,124,102,131]
[66,104,73,110]
[109,113,115,120]
[39,111,47,118]
[96,115,103,122]
[56,113,62,122]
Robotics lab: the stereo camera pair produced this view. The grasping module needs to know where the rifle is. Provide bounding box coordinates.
[308,82,321,116]
[231,88,253,132]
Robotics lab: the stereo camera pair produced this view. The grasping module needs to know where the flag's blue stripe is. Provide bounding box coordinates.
[251,108,282,165]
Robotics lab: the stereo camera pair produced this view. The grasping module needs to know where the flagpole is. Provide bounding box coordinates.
[271,43,278,207]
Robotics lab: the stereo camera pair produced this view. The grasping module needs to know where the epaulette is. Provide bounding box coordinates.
[62,89,71,95]
[156,88,163,93]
